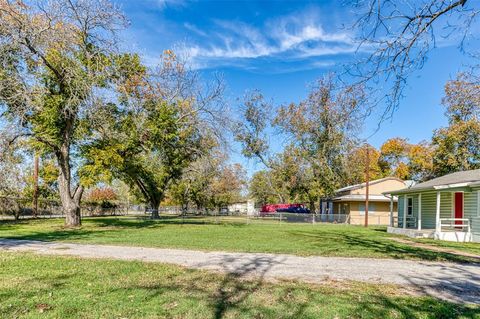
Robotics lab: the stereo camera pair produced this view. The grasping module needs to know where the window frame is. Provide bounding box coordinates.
[359,202,376,215]
[406,196,413,216]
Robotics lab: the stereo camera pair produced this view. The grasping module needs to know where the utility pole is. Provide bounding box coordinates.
[364,145,370,227]
[33,154,39,218]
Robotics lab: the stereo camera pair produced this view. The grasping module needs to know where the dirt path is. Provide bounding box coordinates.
[1,239,479,304]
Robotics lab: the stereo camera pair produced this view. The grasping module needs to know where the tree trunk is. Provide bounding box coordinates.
[59,186,83,227]
[309,200,316,213]
[149,198,161,219]
[151,208,160,219]
[57,147,84,227]
[64,203,81,226]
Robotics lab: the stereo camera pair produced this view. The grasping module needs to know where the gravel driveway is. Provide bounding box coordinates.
[1,239,479,304]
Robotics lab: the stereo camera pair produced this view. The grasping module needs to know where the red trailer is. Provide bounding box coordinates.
[260,203,304,216]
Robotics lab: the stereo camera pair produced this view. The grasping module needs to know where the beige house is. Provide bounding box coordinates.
[327,177,410,225]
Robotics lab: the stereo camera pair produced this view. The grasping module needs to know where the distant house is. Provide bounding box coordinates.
[324,177,410,225]
[227,199,256,216]
[385,169,480,243]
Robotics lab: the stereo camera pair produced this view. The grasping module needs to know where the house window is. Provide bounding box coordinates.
[359,203,375,215]
[407,197,413,216]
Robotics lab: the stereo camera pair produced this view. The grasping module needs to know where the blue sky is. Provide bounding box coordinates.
[115,0,477,173]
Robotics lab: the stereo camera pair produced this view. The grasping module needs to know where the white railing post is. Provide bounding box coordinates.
[418,194,422,230]
[435,192,441,234]
[403,196,407,229]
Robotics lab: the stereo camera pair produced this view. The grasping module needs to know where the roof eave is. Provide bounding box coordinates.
[385,181,480,195]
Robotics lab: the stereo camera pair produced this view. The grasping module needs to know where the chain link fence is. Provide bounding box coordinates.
[0,199,390,226]
[0,196,144,220]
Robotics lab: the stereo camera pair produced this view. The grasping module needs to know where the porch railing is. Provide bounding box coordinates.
[391,216,417,228]
[438,218,471,233]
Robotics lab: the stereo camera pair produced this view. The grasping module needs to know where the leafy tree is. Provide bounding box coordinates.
[209,163,246,212]
[23,157,59,200]
[432,74,480,175]
[344,144,385,185]
[248,146,319,209]
[0,0,126,226]
[407,142,434,181]
[234,90,288,202]
[168,152,222,213]
[275,75,367,199]
[85,187,117,203]
[379,138,434,181]
[82,96,203,218]
[432,122,480,175]
[442,73,480,123]
[235,90,272,167]
[248,170,278,206]
[239,76,367,209]
[168,151,246,213]
[83,187,118,211]
[82,51,224,218]
[379,138,411,179]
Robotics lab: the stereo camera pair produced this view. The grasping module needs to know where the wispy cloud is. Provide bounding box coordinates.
[181,9,360,70]
[155,0,188,9]
[184,22,208,37]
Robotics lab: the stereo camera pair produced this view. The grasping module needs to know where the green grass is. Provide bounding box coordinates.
[1,216,479,262]
[1,251,478,318]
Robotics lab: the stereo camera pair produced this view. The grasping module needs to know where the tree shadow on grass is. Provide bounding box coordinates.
[209,255,282,319]
[0,229,102,243]
[351,288,480,318]
[2,252,479,318]
[288,230,478,264]
[108,254,315,318]
[91,256,479,318]
[341,233,478,263]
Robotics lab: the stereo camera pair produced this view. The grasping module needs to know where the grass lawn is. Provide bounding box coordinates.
[1,251,479,319]
[1,216,479,262]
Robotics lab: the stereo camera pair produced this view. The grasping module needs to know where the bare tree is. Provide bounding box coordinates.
[349,0,479,118]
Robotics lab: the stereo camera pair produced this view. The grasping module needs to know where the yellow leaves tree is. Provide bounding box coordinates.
[432,73,480,176]
[344,144,385,185]
[379,138,411,179]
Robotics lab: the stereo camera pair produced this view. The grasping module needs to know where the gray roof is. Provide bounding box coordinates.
[387,169,480,195]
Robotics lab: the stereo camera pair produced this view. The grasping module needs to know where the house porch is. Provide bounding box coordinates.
[387,191,473,243]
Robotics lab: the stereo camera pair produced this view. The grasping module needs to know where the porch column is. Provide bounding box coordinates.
[417,194,422,230]
[389,196,394,227]
[403,196,407,229]
[435,191,441,233]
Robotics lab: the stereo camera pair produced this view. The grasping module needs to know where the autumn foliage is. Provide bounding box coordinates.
[85,188,118,203]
